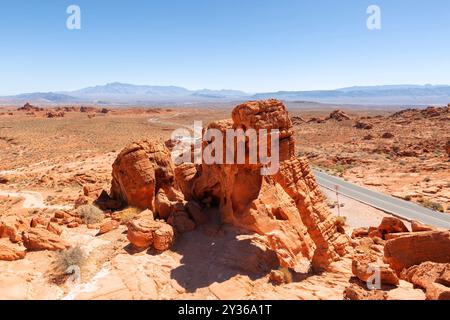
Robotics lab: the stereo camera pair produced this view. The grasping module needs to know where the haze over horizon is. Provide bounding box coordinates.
[1,0,450,95]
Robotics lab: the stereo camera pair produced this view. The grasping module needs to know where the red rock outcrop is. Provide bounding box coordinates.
[401,262,450,300]
[384,231,450,272]
[127,210,174,251]
[0,216,29,243]
[0,244,26,261]
[352,253,399,286]
[98,220,120,235]
[343,283,388,300]
[378,217,409,238]
[411,220,434,232]
[188,100,350,270]
[111,140,176,211]
[22,228,71,251]
[45,111,65,118]
[327,110,351,122]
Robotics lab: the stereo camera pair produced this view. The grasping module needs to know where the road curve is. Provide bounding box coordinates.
[313,170,450,230]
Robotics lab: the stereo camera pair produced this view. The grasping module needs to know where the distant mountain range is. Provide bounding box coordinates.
[1,82,450,106]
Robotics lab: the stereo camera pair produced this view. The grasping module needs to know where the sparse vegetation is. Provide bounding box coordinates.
[77,204,104,224]
[418,198,444,213]
[278,267,293,284]
[118,207,141,224]
[333,164,346,176]
[55,246,86,273]
[335,216,347,227]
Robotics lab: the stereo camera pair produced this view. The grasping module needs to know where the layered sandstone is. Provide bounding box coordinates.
[384,231,450,272]
[190,100,349,270]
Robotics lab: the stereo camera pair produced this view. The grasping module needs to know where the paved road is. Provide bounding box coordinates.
[314,170,450,229]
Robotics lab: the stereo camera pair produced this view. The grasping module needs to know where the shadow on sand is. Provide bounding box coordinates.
[169,225,279,293]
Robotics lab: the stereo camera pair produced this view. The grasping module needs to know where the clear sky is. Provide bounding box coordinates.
[1,0,449,95]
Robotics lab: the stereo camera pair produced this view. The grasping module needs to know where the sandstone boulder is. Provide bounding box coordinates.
[401,262,450,300]
[384,231,450,272]
[0,216,29,243]
[355,121,373,130]
[111,140,175,211]
[378,217,409,237]
[411,220,434,232]
[98,220,120,235]
[343,283,387,300]
[22,228,70,251]
[46,222,62,236]
[327,110,351,122]
[30,216,49,228]
[351,227,369,239]
[127,212,174,251]
[0,244,26,261]
[352,253,399,286]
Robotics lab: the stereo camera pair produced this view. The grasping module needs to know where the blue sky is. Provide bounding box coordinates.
[0,0,449,95]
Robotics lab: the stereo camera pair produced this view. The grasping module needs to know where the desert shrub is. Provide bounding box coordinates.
[278,267,293,284]
[404,195,412,201]
[335,216,347,227]
[56,246,86,273]
[118,207,141,224]
[423,177,431,183]
[334,165,345,175]
[419,199,444,213]
[77,204,104,224]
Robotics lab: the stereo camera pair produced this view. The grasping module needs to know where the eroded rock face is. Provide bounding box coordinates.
[401,262,450,300]
[189,100,350,270]
[384,231,450,272]
[111,140,175,211]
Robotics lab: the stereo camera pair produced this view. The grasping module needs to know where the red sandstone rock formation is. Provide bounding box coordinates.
[0,216,29,243]
[384,231,450,272]
[401,262,450,300]
[327,110,351,122]
[111,140,179,211]
[352,253,399,286]
[127,210,174,251]
[179,99,350,270]
[22,228,70,251]
[0,244,26,261]
[112,99,350,270]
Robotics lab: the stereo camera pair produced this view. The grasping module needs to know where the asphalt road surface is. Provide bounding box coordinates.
[314,170,450,230]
